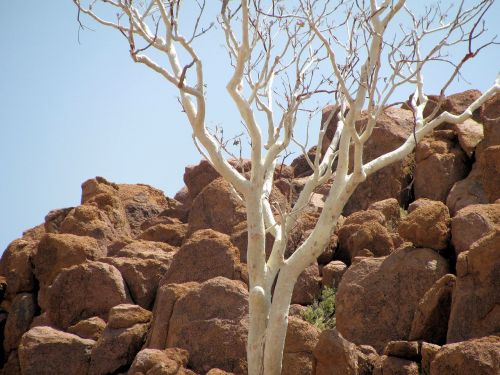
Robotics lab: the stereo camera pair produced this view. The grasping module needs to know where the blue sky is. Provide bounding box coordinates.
[0,1,498,252]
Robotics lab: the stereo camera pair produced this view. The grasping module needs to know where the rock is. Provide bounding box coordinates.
[188,178,246,235]
[108,304,152,329]
[138,223,187,247]
[446,166,488,215]
[373,356,419,375]
[368,198,401,231]
[115,183,170,236]
[398,199,451,251]
[148,277,249,374]
[443,90,482,117]
[482,145,500,202]
[336,246,449,352]
[338,210,394,264]
[18,326,95,375]
[430,336,500,375]
[89,320,149,375]
[452,119,484,157]
[451,203,500,255]
[288,304,307,319]
[384,341,420,361]
[447,232,500,343]
[282,317,320,375]
[67,317,106,341]
[128,348,190,375]
[46,261,131,329]
[313,328,362,375]
[321,261,347,289]
[229,221,274,263]
[0,239,37,297]
[290,147,317,178]
[291,263,321,305]
[409,274,455,345]
[414,130,469,203]
[183,159,223,199]
[2,351,21,375]
[421,343,440,375]
[163,229,245,285]
[33,233,105,288]
[103,241,176,309]
[44,207,74,234]
[206,369,234,375]
[3,293,36,353]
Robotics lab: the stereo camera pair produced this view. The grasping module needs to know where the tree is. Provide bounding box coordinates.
[74,0,498,373]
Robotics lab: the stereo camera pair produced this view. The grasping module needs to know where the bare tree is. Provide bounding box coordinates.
[74,0,498,373]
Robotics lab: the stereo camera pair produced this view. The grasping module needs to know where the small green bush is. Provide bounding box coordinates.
[300,286,336,330]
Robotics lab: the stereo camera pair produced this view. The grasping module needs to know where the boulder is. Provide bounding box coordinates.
[33,233,105,288]
[128,347,191,375]
[188,178,246,235]
[18,326,95,375]
[430,336,500,375]
[163,229,246,285]
[409,274,455,345]
[229,221,274,263]
[107,304,152,329]
[414,130,469,203]
[338,210,394,264]
[138,222,187,246]
[421,343,441,375]
[368,198,401,231]
[46,261,131,329]
[447,232,500,343]
[383,341,420,361]
[398,199,451,251]
[148,277,249,374]
[373,356,419,375]
[0,239,37,297]
[290,147,317,178]
[482,145,500,202]
[446,166,488,215]
[3,293,36,353]
[321,260,347,289]
[452,119,484,157]
[451,203,500,255]
[291,263,322,305]
[336,246,449,352]
[282,316,320,375]
[44,207,74,234]
[183,159,223,199]
[67,317,106,341]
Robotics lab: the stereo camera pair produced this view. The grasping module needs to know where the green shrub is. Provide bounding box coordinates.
[300,286,336,330]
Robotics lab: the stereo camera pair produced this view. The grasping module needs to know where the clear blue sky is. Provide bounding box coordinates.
[0,1,498,252]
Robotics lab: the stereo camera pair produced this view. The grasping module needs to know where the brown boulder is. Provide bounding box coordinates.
[163,229,245,285]
[452,119,484,157]
[44,207,74,234]
[282,316,320,375]
[368,198,401,231]
[229,221,274,263]
[338,210,394,264]
[3,293,36,353]
[18,326,95,375]
[291,263,321,305]
[67,317,106,341]
[183,159,223,199]
[321,260,347,289]
[148,277,249,374]
[138,223,187,247]
[482,145,500,202]
[336,246,449,352]
[128,347,191,375]
[415,130,469,203]
[0,239,37,297]
[383,341,420,361]
[409,274,455,345]
[108,303,152,329]
[373,356,419,375]
[451,203,500,255]
[447,232,500,343]
[46,261,132,329]
[398,199,451,251]
[33,233,105,288]
[430,336,500,375]
[446,166,488,215]
[421,343,441,375]
[188,178,246,235]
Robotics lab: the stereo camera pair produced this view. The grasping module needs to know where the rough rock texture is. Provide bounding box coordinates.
[18,326,95,375]
[446,166,489,215]
[430,336,500,375]
[148,277,248,374]
[409,274,455,345]
[46,261,132,329]
[138,222,187,247]
[338,210,394,264]
[0,239,37,297]
[188,178,247,235]
[373,356,420,375]
[383,341,420,361]
[447,232,500,343]
[321,260,347,289]
[67,317,106,341]
[421,343,441,375]
[3,293,37,353]
[282,317,320,375]
[368,198,401,231]
[163,229,246,285]
[229,221,274,263]
[452,119,484,157]
[398,199,451,251]
[414,130,469,203]
[34,233,105,288]
[107,304,152,329]
[450,203,500,255]
[128,347,192,375]
[481,145,500,202]
[291,263,322,305]
[336,246,449,352]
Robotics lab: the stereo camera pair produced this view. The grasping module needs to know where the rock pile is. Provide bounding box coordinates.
[0,91,499,374]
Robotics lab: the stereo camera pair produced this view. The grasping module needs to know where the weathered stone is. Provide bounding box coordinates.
[44,207,74,234]
[128,347,190,375]
[482,145,500,202]
[314,329,361,375]
[421,342,440,375]
[384,341,420,361]
[282,316,320,375]
[291,263,321,305]
[368,198,401,231]
[67,317,106,341]
[321,261,347,289]
[229,221,274,263]
[373,356,419,375]
[3,293,36,353]
[446,166,488,215]
[0,239,37,297]
[138,223,187,247]
[452,119,484,157]
[108,304,152,329]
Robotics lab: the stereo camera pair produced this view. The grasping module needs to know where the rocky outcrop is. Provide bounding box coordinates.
[282,317,320,375]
